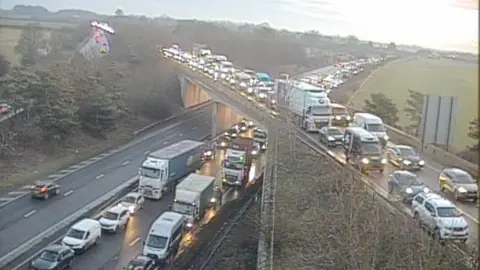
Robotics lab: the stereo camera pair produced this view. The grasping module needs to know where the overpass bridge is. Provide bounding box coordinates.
[175,60,478,268]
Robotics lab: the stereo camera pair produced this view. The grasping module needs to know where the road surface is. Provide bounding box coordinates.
[0,107,213,261]
[18,130,265,270]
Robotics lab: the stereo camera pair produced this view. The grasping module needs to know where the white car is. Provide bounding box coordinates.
[119,192,145,214]
[99,205,130,233]
[412,192,469,242]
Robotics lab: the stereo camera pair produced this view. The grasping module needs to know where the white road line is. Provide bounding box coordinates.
[163,141,169,145]
[179,133,183,136]
[144,150,150,154]
[129,237,141,247]
[95,174,104,180]
[24,210,37,218]
[192,126,197,130]
[8,191,28,196]
[122,161,130,166]
[63,190,74,197]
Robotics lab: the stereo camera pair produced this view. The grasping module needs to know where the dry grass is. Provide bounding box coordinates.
[349,57,478,150]
[0,19,76,29]
[272,132,476,269]
[0,116,153,192]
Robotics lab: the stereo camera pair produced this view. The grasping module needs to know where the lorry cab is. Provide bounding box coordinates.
[331,103,351,126]
[343,127,387,173]
[353,113,389,146]
[222,138,254,187]
[253,129,267,151]
[256,72,272,85]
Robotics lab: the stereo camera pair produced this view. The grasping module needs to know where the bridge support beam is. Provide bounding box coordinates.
[179,75,212,109]
[212,102,218,140]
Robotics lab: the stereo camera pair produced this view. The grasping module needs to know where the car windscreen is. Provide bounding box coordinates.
[66,228,85,240]
[454,174,474,184]
[366,123,385,132]
[104,211,119,220]
[122,196,136,204]
[436,207,458,217]
[398,147,417,156]
[360,142,382,155]
[332,107,347,114]
[40,250,59,262]
[327,129,343,136]
[140,166,160,178]
[223,160,243,170]
[146,234,168,249]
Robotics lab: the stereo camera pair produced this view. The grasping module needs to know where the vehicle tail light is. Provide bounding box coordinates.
[41,187,48,193]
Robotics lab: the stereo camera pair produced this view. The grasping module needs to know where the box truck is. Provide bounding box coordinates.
[173,173,215,229]
[138,140,209,199]
[222,137,255,187]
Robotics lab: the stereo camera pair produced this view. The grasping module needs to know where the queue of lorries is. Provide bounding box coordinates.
[163,44,477,245]
[29,120,267,269]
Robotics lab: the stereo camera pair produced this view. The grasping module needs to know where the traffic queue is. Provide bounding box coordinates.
[30,116,264,269]
[163,43,477,246]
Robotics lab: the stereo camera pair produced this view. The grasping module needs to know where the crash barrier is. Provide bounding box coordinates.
[172,64,475,269]
[6,132,212,270]
[346,106,478,177]
[132,100,213,136]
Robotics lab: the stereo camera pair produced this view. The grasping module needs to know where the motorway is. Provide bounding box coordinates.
[0,106,213,263]
[16,130,265,270]
[179,60,479,245]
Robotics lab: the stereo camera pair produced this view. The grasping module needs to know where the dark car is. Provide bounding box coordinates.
[31,180,60,200]
[388,171,429,203]
[31,244,74,270]
[439,168,478,202]
[216,134,231,149]
[387,145,425,170]
[225,125,240,138]
[331,104,350,126]
[237,121,248,132]
[123,255,157,270]
[319,126,343,147]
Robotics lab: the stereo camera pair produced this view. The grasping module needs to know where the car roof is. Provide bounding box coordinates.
[73,218,100,230]
[393,170,416,177]
[444,168,469,176]
[427,197,455,208]
[395,145,414,150]
[125,192,141,198]
[416,192,441,200]
[34,180,53,185]
[107,205,127,214]
[44,244,66,253]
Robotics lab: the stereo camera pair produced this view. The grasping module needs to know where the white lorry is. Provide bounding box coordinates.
[139,140,208,200]
[172,173,215,229]
[283,80,332,132]
[222,137,254,187]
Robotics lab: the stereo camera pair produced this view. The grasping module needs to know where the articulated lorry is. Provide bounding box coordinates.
[281,80,332,133]
[172,173,215,229]
[138,140,209,200]
[222,137,254,187]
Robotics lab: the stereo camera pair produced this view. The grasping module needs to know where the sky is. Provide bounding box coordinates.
[2,0,478,53]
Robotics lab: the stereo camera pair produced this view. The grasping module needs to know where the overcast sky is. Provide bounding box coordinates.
[2,0,478,53]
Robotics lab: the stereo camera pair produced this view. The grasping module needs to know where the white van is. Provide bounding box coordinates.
[353,113,389,145]
[143,211,184,262]
[62,218,101,253]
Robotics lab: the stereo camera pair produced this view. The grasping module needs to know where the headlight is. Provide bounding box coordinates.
[210,197,216,203]
[252,150,258,155]
[205,151,212,156]
[405,187,413,194]
[271,100,276,104]
[220,142,226,147]
[128,206,135,213]
[231,133,237,137]
[247,88,253,93]
[328,136,335,141]
[259,93,266,98]
[248,121,253,126]
[423,187,430,193]
[241,126,247,130]
[381,158,387,164]
[186,223,193,228]
[261,144,267,149]
[419,160,425,165]
[335,116,341,120]
[383,135,389,140]
[403,160,412,165]
[361,158,369,164]
[346,116,351,120]
[458,187,467,193]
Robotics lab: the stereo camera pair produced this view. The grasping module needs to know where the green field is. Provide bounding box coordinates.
[350,57,478,151]
[0,19,77,65]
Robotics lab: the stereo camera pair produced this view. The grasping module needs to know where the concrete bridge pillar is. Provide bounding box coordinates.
[212,102,218,140]
[179,75,212,109]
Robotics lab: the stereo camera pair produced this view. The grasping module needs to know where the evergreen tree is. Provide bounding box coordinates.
[363,93,399,126]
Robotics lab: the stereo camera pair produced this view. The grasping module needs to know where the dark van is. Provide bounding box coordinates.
[343,127,387,173]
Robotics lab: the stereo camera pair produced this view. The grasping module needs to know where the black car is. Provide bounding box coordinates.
[387,171,429,203]
[216,134,231,149]
[31,180,60,200]
[319,126,343,147]
[225,126,240,138]
[237,121,248,132]
[31,244,74,270]
[123,255,157,270]
[387,145,425,170]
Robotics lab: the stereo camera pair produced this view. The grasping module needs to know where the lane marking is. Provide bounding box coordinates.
[144,150,150,154]
[192,126,197,130]
[122,161,130,166]
[129,237,141,247]
[63,190,74,197]
[179,133,183,137]
[163,141,169,145]
[8,191,28,196]
[24,210,37,218]
[95,174,104,180]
